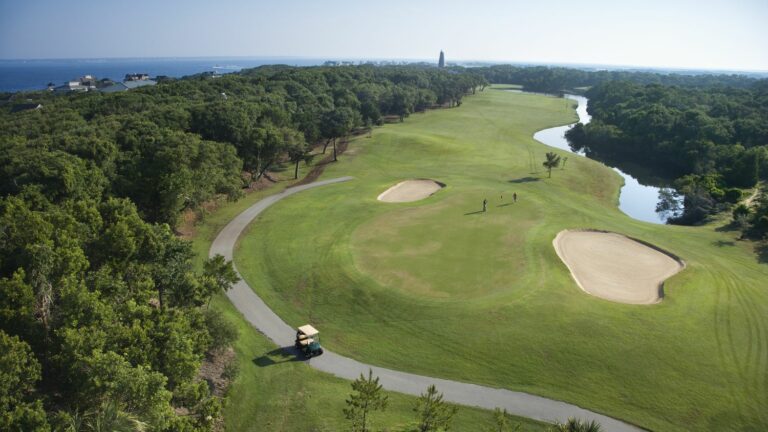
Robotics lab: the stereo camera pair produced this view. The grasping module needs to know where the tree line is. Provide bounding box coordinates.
[473,64,759,94]
[564,80,768,234]
[2,65,486,227]
[0,65,486,431]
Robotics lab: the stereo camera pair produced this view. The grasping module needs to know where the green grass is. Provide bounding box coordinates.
[189,148,547,430]
[210,295,547,431]
[233,85,768,431]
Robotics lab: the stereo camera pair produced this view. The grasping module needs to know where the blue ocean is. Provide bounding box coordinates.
[0,57,327,92]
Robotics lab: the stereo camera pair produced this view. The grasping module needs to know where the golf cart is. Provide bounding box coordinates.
[295,324,324,358]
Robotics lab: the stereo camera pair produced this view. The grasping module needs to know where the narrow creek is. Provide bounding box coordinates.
[532,93,677,224]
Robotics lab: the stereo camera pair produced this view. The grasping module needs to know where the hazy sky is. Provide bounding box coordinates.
[1,0,767,71]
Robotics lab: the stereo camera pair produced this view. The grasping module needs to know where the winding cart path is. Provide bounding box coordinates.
[209,176,644,432]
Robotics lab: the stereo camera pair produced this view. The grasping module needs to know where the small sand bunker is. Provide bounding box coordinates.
[377,180,444,203]
[553,230,684,304]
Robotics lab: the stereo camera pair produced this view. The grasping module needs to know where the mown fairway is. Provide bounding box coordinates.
[234,86,768,431]
[191,180,547,431]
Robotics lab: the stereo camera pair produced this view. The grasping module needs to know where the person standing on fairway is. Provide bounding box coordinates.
[513,192,517,202]
[483,198,488,212]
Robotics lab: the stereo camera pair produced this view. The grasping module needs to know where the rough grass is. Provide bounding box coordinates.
[233,86,768,431]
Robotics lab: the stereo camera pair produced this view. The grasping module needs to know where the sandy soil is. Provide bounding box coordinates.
[553,230,684,304]
[377,179,444,203]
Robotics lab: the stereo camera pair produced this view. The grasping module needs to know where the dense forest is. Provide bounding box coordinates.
[565,80,768,231]
[475,64,760,93]
[0,65,486,431]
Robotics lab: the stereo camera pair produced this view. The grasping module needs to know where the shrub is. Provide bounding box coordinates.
[222,358,240,382]
[204,309,238,353]
[709,187,725,201]
[724,188,743,203]
[733,203,751,219]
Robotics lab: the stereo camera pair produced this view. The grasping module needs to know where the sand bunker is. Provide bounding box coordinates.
[377,180,444,203]
[553,230,684,304]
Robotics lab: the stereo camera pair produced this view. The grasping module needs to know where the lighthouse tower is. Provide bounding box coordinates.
[438,50,445,68]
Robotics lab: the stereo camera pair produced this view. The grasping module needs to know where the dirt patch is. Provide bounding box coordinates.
[199,347,236,397]
[291,139,349,188]
[553,229,685,304]
[377,179,445,203]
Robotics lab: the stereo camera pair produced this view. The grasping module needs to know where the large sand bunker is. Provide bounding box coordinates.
[377,179,444,203]
[553,230,684,304]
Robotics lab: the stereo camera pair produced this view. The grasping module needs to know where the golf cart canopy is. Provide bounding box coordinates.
[297,324,319,337]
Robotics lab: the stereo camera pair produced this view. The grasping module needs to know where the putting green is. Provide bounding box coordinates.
[234,86,768,431]
[352,193,538,299]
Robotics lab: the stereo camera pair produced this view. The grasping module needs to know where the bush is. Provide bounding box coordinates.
[222,357,240,382]
[756,216,768,233]
[733,204,751,219]
[204,309,238,353]
[724,188,743,203]
[709,187,725,202]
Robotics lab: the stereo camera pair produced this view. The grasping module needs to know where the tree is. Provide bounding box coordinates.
[343,370,388,432]
[733,203,751,238]
[287,143,314,180]
[203,309,238,353]
[0,331,49,431]
[0,331,40,408]
[413,384,457,432]
[548,417,602,432]
[489,408,520,432]
[542,152,562,178]
[321,107,359,161]
[201,254,240,307]
[656,188,683,220]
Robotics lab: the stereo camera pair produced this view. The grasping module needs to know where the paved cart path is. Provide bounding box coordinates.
[210,177,644,432]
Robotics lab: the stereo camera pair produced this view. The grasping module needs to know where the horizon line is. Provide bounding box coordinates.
[1,55,767,75]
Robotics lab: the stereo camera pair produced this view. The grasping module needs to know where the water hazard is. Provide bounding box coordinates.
[533,94,677,224]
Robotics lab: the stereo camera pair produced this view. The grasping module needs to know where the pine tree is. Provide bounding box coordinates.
[490,408,520,432]
[413,384,458,432]
[343,370,388,432]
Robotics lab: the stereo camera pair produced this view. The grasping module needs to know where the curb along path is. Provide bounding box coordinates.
[209,176,643,432]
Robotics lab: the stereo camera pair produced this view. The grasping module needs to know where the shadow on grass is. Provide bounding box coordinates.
[712,240,736,247]
[464,210,485,216]
[497,203,514,208]
[253,347,306,367]
[509,176,539,184]
[715,221,739,232]
[757,242,768,264]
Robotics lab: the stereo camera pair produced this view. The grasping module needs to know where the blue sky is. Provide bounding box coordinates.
[1,0,766,71]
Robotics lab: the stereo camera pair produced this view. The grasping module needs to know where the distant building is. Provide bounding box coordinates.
[99,79,157,93]
[438,50,445,68]
[54,82,87,93]
[125,73,150,81]
[53,75,98,93]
